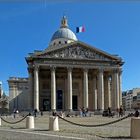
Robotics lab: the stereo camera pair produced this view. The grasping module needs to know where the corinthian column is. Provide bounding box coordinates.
[112,69,119,110]
[83,69,88,108]
[104,74,111,109]
[93,74,97,111]
[51,67,56,111]
[28,67,33,110]
[97,69,104,110]
[34,65,39,111]
[119,70,122,106]
[67,67,72,111]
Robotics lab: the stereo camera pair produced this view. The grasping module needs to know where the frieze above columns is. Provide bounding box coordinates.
[38,59,111,67]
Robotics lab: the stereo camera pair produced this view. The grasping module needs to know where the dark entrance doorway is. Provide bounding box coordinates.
[72,95,78,110]
[57,90,63,110]
[43,99,50,111]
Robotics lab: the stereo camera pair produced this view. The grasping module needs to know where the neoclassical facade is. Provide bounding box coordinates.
[9,16,124,112]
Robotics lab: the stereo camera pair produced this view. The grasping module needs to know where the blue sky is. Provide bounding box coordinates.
[0,1,140,94]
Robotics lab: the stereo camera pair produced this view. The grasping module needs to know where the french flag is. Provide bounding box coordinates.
[76,26,85,33]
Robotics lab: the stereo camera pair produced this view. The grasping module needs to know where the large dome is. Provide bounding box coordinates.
[49,16,78,47]
[51,28,77,41]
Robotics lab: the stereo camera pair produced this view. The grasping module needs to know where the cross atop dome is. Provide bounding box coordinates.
[61,16,68,28]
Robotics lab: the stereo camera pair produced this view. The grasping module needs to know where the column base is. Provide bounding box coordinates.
[34,109,40,112]
[65,109,73,117]
[67,109,73,112]
[51,109,56,112]
[94,109,104,115]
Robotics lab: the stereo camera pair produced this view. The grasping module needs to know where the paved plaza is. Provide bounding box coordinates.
[0,113,136,140]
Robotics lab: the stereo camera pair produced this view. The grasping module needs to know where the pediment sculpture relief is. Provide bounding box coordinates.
[45,46,111,61]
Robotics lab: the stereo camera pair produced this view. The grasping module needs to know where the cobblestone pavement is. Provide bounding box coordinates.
[0,114,137,140]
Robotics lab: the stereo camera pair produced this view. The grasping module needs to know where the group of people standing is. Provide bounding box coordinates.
[79,107,89,117]
[107,106,124,117]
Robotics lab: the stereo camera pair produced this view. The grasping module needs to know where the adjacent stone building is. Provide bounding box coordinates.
[8,17,124,112]
[122,88,140,110]
[8,77,28,111]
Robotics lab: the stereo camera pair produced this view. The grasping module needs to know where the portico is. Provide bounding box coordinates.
[27,63,122,112]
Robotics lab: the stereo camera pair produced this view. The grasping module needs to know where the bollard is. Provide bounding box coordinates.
[0,118,1,126]
[26,116,34,129]
[131,117,140,138]
[49,116,59,131]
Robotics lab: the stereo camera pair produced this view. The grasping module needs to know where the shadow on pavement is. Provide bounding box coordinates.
[107,136,131,139]
[33,129,49,131]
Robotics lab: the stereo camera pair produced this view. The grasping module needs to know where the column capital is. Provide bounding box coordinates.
[98,68,104,73]
[83,68,88,73]
[67,67,73,72]
[118,68,123,74]
[34,65,39,71]
[112,68,119,73]
[28,67,33,73]
[104,74,109,79]
[50,66,56,71]
[92,71,97,76]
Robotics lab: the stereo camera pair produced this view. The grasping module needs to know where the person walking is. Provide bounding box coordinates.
[134,110,139,117]
[119,106,123,117]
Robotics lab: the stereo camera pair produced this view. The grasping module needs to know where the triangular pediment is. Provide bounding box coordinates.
[33,41,122,62]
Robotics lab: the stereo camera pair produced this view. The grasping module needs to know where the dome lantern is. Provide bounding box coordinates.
[61,16,68,28]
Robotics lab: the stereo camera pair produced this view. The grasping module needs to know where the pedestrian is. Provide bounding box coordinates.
[60,111,64,118]
[52,111,57,116]
[82,107,86,117]
[40,111,43,116]
[34,109,37,117]
[13,109,16,118]
[16,110,19,118]
[134,110,139,117]
[79,107,83,117]
[85,108,89,117]
[119,106,123,117]
[108,107,111,117]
